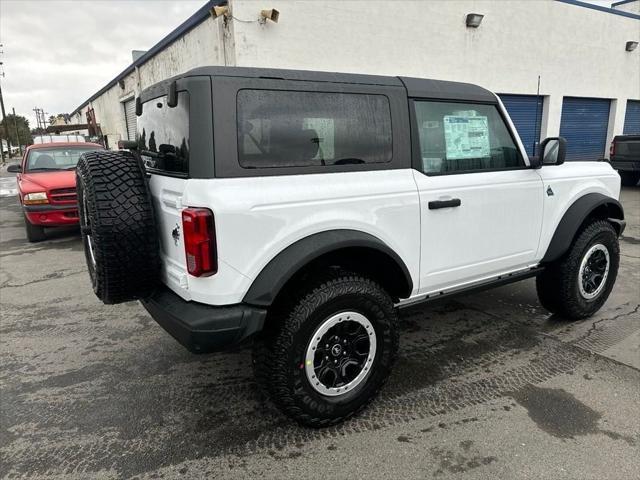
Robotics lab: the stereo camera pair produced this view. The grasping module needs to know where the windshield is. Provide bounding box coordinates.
[25,147,102,172]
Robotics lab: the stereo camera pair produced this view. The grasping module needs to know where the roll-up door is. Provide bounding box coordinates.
[559,97,610,161]
[123,99,137,141]
[623,100,640,134]
[498,94,543,157]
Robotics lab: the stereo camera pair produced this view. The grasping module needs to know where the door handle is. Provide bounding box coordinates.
[428,198,461,210]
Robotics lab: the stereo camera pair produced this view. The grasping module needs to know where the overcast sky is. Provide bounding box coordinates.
[0,0,619,129]
[0,0,204,127]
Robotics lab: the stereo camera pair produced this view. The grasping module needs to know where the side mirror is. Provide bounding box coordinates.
[118,140,138,150]
[539,137,567,166]
[7,164,21,173]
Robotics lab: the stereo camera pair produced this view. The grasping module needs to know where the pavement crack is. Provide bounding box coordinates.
[1,269,86,288]
[576,304,640,343]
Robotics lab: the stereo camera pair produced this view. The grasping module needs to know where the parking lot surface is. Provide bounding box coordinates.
[1,167,639,479]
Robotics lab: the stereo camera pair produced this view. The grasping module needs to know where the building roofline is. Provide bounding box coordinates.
[556,0,640,19]
[70,0,223,117]
[611,0,637,8]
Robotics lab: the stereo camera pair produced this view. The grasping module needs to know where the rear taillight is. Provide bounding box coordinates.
[182,208,217,277]
[610,140,615,157]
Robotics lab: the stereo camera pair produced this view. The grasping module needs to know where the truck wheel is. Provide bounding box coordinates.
[536,220,619,320]
[619,171,640,187]
[76,150,160,304]
[24,215,46,242]
[253,272,398,427]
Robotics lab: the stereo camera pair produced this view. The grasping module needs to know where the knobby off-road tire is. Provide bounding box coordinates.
[253,271,399,427]
[76,150,160,304]
[24,215,46,242]
[536,220,619,320]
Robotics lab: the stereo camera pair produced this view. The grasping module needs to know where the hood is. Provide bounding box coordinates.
[21,170,76,192]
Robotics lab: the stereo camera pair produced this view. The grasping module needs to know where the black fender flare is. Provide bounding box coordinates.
[542,193,624,263]
[242,229,413,307]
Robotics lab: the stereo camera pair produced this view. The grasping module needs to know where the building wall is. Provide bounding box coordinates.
[613,0,640,14]
[73,16,225,147]
[230,0,640,151]
[75,0,640,158]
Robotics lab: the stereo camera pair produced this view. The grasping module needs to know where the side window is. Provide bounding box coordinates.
[413,101,523,174]
[237,89,392,169]
[137,92,190,175]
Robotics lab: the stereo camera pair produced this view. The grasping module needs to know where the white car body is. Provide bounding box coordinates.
[76,67,625,426]
[148,121,620,307]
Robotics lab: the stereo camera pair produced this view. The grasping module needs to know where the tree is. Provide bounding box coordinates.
[0,114,32,147]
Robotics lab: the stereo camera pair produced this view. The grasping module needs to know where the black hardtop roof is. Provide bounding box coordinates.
[173,66,497,103]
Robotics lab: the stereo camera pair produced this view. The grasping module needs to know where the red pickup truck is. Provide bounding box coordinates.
[7,142,104,242]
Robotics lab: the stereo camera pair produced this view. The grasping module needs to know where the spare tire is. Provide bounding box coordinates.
[76,150,160,304]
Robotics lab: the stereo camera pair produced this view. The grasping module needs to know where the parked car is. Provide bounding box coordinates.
[8,142,104,242]
[609,134,640,186]
[76,67,624,427]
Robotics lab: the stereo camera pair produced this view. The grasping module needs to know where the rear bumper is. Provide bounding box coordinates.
[611,160,640,172]
[140,286,267,354]
[24,204,79,226]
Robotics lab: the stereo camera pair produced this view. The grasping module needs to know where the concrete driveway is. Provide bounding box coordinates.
[1,167,638,479]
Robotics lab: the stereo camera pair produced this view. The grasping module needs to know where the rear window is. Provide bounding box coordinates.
[137,92,190,174]
[25,146,102,172]
[237,90,392,169]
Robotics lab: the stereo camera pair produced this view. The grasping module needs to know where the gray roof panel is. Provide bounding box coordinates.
[185,66,404,87]
[399,76,497,103]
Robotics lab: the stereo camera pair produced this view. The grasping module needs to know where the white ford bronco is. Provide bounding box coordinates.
[76,67,625,427]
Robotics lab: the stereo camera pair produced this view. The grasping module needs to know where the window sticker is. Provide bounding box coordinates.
[443,115,490,160]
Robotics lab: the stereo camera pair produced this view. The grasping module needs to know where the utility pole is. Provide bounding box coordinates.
[0,46,6,161]
[0,66,11,157]
[33,108,40,130]
[12,107,22,155]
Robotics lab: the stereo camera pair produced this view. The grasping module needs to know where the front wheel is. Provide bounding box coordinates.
[24,215,46,242]
[253,272,398,427]
[536,220,619,320]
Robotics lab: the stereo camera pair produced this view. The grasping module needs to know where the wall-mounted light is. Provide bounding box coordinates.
[260,9,279,24]
[210,5,229,19]
[626,41,638,52]
[466,13,484,28]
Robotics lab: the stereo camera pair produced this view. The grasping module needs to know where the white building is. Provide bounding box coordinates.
[70,0,640,159]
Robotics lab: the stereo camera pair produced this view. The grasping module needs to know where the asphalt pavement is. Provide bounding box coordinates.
[1,165,638,479]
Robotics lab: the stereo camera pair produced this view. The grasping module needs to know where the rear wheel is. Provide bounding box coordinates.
[76,150,160,304]
[253,271,398,427]
[24,215,46,243]
[619,171,640,187]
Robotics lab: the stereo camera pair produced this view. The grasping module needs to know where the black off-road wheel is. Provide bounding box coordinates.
[619,171,640,187]
[253,271,399,427]
[536,220,619,320]
[76,150,160,304]
[24,215,46,243]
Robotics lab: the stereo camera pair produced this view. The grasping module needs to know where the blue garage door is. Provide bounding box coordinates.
[560,97,611,161]
[499,94,543,157]
[623,100,640,134]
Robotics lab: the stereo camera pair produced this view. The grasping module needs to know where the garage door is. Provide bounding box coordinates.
[623,100,640,134]
[123,99,137,141]
[560,97,611,161]
[499,94,543,157]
